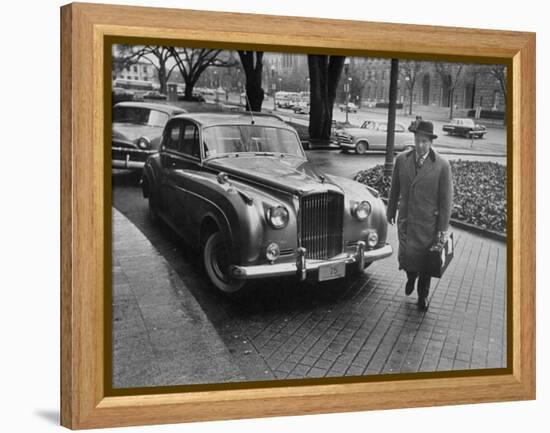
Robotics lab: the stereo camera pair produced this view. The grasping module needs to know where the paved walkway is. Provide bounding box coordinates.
[112,208,244,388]
[236,226,507,379]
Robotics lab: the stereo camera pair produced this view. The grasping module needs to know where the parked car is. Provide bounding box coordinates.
[335,120,414,154]
[112,86,135,105]
[442,118,487,138]
[339,102,358,113]
[292,101,310,114]
[112,101,187,169]
[142,112,392,294]
[143,90,167,100]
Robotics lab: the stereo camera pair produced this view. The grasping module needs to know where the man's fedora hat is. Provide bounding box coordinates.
[414,120,438,140]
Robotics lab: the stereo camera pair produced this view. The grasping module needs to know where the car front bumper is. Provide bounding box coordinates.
[335,138,355,149]
[230,242,392,281]
[112,146,156,169]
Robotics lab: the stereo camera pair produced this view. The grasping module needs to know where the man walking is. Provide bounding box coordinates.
[386,121,453,311]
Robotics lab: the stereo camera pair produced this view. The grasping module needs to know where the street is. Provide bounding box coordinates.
[222,93,507,157]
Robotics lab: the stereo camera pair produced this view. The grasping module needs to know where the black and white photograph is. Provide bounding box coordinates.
[110,44,508,389]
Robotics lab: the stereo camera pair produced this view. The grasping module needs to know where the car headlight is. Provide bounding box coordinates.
[367,231,378,247]
[137,136,151,149]
[352,201,372,221]
[266,243,280,262]
[267,206,289,229]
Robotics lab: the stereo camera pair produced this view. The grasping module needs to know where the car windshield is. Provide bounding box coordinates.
[113,106,170,127]
[361,121,377,130]
[203,125,305,158]
[456,118,475,127]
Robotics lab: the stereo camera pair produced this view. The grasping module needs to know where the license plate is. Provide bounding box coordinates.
[318,262,346,282]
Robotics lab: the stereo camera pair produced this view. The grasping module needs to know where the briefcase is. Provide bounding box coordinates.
[424,232,454,278]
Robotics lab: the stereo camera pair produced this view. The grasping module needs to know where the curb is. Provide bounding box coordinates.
[112,208,245,388]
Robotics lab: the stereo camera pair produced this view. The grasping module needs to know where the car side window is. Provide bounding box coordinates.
[180,123,201,158]
[163,121,182,151]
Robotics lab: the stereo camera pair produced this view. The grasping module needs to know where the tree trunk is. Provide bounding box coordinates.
[308,55,345,140]
[238,51,264,112]
[449,90,455,119]
[183,77,197,100]
[158,59,167,94]
[408,85,414,115]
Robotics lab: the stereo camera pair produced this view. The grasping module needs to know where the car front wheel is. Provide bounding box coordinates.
[202,231,246,294]
[356,141,368,155]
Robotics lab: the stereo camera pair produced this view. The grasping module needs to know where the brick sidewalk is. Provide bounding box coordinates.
[236,226,507,379]
[112,208,244,388]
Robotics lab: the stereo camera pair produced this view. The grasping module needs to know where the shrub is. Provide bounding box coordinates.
[353,160,507,233]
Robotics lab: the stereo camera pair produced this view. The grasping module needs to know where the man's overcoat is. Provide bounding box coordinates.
[386,148,454,272]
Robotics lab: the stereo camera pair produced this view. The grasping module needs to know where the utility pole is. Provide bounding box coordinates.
[384,58,399,177]
[344,58,351,124]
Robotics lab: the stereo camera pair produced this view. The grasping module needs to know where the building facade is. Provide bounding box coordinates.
[112,61,155,83]
[354,58,506,113]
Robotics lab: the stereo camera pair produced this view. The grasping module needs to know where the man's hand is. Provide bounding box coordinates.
[437,231,449,243]
[387,215,395,225]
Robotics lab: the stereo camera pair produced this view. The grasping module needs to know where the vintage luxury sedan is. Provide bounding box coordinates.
[112,101,187,169]
[142,112,393,294]
[335,120,414,154]
[442,117,487,138]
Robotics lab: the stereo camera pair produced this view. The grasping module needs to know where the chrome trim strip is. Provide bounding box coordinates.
[112,159,145,169]
[112,146,156,155]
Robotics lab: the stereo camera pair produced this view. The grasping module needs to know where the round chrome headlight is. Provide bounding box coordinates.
[266,243,280,262]
[367,231,379,248]
[352,201,372,221]
[267,206,289,229]
[137,137,151,149]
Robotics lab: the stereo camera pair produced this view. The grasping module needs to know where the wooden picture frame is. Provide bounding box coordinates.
[60,2,535,429]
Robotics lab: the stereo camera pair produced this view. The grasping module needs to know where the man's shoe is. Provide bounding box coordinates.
[417,296,429,311]
[405,278,415,296]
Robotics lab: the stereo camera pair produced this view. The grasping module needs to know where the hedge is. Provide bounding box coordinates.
[353,160,507,233]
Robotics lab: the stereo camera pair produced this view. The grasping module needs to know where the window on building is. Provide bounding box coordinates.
[133,65,138,73]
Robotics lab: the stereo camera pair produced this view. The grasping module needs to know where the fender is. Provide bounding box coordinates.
[142,154,162,198]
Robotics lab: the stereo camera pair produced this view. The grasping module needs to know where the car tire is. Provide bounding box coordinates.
[356,141,368,155]
[202,231,246,294]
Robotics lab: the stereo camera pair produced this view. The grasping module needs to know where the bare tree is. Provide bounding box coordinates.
[434,63,465,119]
[115,45,178,94]
[489,65,507,102]
[308,55,346,140]
[169,48,237,100]
[399,60,425,115]
[238,51,265,111]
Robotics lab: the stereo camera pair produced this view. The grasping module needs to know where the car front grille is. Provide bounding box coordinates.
[300,192,344,259]
[335,134,353,144]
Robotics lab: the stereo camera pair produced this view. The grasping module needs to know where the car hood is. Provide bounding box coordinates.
[206,156,345,196]
[112,122,162,143]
